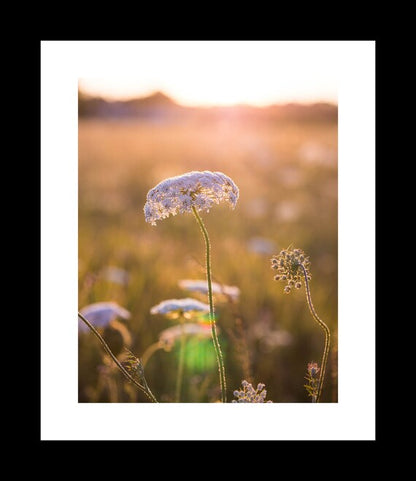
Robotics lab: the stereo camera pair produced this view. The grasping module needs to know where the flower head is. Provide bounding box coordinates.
[271,246,311,293]
[304,362,321,401]
[158,322,212,350]
[232,380,273,403]
[150,297,210,320]
[144,170,239,225]
[78,301,131,332]
[178,279,240,303]
[307,362,320,378]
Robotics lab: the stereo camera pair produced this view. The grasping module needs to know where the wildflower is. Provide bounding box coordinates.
[304,362,321,402]
[307,362,320,377]
[143,170,238,403]
[143,170,239,225]
[270,246,311,293]
[158,322,212,350]
[150,297,210,320]
[271,245,331,403]
[232,380,273,403]
[78,301,131,332]
[178,279,240,302]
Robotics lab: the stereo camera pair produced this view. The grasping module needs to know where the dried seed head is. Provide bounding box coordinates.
[270,246,311,294]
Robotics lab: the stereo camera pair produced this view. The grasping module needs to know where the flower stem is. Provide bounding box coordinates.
[300,266,330,403]
[175,318,186,402]
[142,341,163,368]
[191,206,227,403]
[78,312,158,403]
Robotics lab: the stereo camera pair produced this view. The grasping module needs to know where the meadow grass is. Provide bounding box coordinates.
[78,116,338,403]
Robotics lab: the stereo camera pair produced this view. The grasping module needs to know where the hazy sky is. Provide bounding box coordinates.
[78,41,338,106]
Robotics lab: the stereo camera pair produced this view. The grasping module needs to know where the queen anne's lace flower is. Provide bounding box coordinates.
[178,279,240,302]
[78,301,131,332]
[232,380,273,403]
[144,171,239,225]
[150,298,210,319]
[158,322,212,349]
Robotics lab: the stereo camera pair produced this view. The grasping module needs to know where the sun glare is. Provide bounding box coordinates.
[78,41,338,107]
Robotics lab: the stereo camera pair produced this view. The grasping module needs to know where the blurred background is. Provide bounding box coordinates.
[78,43,338,403]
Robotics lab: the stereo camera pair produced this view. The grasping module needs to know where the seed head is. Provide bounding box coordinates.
[270,246,311,293]
[121,348,145,383]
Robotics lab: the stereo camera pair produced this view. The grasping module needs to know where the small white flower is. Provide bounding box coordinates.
[178,279,240,302]
[150,298,210,319]
[232,380,273,403]
[144,171,239,225]
[78,301,131,332]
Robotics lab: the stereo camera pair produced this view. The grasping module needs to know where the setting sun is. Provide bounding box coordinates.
[78,41,338,106]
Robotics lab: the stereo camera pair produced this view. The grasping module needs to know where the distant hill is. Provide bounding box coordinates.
[78,89,337,123]
[78,90,182,119]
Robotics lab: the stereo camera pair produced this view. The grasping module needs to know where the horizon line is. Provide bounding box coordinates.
[79,88,338,109]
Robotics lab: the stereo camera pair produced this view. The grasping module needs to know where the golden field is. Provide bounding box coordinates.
[78,111,338,403]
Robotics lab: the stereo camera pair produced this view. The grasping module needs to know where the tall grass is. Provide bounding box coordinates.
[78,116,338,403]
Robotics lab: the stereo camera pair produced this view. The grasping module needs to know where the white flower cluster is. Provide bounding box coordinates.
[178,279,240,302]
[144,171,239,225]
[232,380,273,403]
[78,301,131,332]
[150,297,210,319]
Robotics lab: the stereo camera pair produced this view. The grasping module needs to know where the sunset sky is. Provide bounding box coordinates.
[78,41,338,107]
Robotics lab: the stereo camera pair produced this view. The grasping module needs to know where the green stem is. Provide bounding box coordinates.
[191,206,227,403]
[142,341,163,368]
[301,266,330,403]
[78,312,158,403]
[175,318,186,402]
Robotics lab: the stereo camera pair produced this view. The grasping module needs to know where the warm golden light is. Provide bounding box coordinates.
[78,41,338,106]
